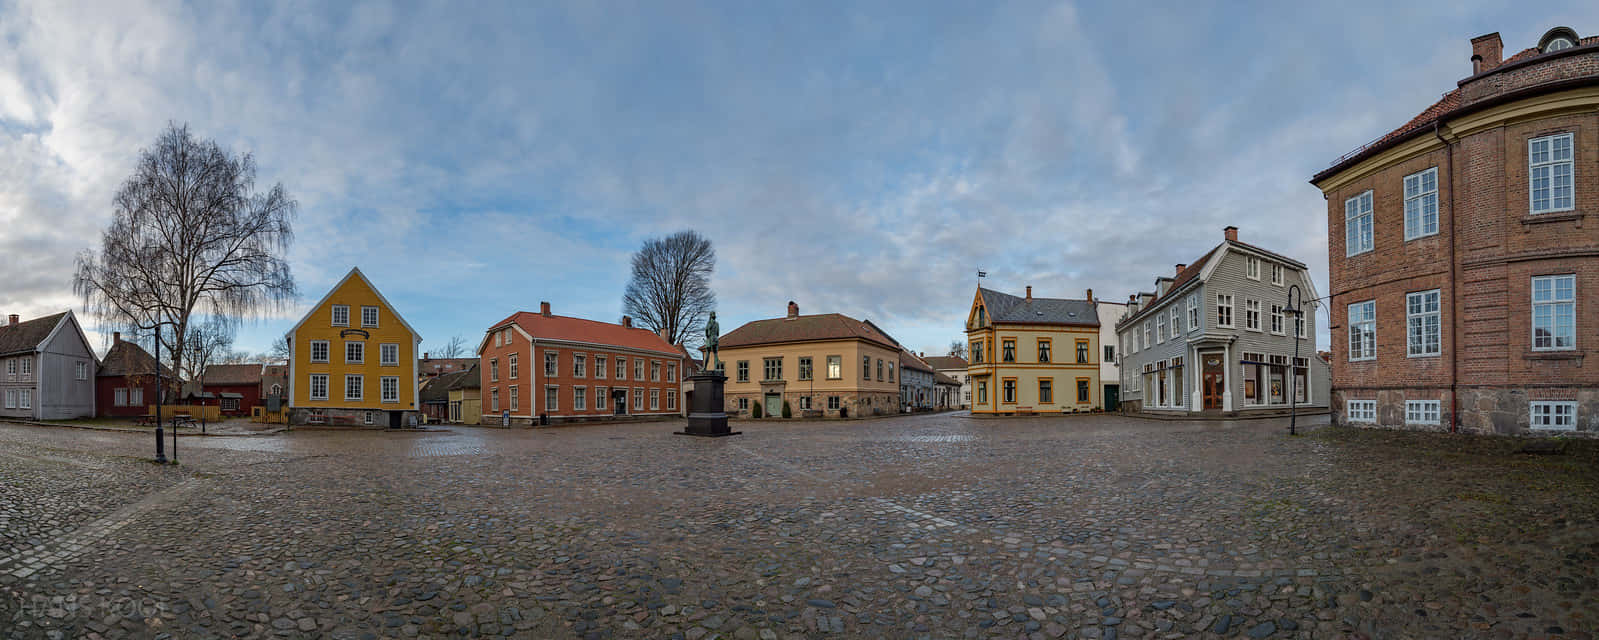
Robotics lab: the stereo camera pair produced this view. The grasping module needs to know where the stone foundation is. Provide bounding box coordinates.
[1332,386,1599,435]
[289,408,420,427]
[725,391,898,418]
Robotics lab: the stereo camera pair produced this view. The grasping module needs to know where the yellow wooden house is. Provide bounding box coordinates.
[288,267,421,427]
[966,286,1102,415]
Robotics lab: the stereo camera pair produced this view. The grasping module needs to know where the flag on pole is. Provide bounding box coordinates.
[977,271,987,278]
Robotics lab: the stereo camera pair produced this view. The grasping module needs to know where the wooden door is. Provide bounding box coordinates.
[1202,353,1225,410]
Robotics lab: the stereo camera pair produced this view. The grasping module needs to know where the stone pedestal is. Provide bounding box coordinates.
[676,371,740,437]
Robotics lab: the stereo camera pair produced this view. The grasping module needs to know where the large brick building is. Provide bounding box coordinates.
[1312,26,1599,434]
[477,302,685,425]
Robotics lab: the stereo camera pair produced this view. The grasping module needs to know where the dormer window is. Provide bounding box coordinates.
[1545,37,1575,52]
[1539,27,1580,54]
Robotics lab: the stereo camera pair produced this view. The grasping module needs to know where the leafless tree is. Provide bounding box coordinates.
[186,319,236,381]
[947,340,967,359]
[73,123,296,380]
[435,335,468,359]
[267,332,292,364]
[622,230,715,347]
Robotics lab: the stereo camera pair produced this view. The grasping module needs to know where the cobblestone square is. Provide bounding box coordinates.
[1,414,1595,639]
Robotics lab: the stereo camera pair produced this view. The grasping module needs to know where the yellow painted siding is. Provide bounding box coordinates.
[719,339,899,396]
[290,271,420,411]
[967,320,1100,415]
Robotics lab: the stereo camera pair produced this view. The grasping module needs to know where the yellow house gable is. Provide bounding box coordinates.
[289,268,422,411]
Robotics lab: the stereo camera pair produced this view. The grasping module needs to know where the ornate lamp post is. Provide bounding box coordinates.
[1285,284,1305,436]
[190,329,206,435]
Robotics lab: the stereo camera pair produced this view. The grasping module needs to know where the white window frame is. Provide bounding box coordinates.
[544,351,558,377]
[1346,399,1376,423]
[19,358,29,378]
[595,356,607,379]
[1269,304,1285,335]
[1348,300,1376,361]
[75,361,88,380]
[1271,264,1284,286]
[1216,294,1234,328]
[309,374,329,401]
[634,359,644,380]
[1142,322,1150,349]
[310,340,329,363]
[361,305,379,328]
[381,376,399,403]
[1532,275,1576,351]
[1404,167,1439,240]
[1406,289,1442,357]
[1246,256,1260,280]
[615,357,626,380]
[1529,133,1575,214]
[650,388,659,410]
[344,374,363,401]
[1345,190,1374,256]
[380,343,399,366]
[1170,307,1181,336]
[1244,298,1261,332]
[1530,401,1577,431]
[510,385,519,411]
[573,354,586,378]
[1156,314,1167,343]
[596,386,608,411]
[364,411,376,425]
[1405,400,1440,426]
[545,385,558,412]
[651,360,661,382]
[114,388,128,407]
[574,386,587,411]
[331,305,350,327]
[1187,293,1200,331]
[633,387,644,410]
[345,341,364,364]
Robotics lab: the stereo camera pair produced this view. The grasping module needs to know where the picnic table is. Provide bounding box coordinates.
[171,414,197,429]
[135,414,159,426]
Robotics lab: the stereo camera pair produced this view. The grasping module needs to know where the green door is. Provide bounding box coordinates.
[1104,384,1120,411]
[765,394,782,418]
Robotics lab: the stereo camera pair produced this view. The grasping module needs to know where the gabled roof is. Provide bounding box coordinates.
[487,312,683,357]
[445,365,481,391]
[719,313,900,350]
[419,358,476,377]
[1119,238,1311,328]
[419,374,454,404]
[289,267,421,341]
[98,338,176,378]
[933,372,961,386]
[0,312,68,357]
[899,349,935,373]
[201,363,263,386]
[923,355,968,371]
[978,288,1098,327]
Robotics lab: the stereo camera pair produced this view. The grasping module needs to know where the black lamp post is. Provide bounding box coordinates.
[1285,284,1305,436]
[151,325,168,464]
[190,329,206,435]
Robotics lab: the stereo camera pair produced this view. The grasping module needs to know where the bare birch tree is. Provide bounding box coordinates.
[622,230,715,347]
[73,123,296,380]
[435,335,469,358]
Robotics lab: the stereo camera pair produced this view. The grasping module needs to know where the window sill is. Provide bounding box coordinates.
[1524,351,1583,362]
[1520,211,1585,228]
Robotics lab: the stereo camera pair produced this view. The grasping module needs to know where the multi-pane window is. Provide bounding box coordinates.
[596,387,608,411]
[1001,340,1016,362]
[877,359,884,381]
[545,351,558,376]
[1533,275,1576,351]
[1407,290,1442,357]
[1077,379,1090,403]
[1076,340,1089,364]
[1104,345,1115,363]
[345,341,364,364]
[546,386,558,412]
[1037,340,1051,363]
[1346,399,1376,423]
[509,386,519,411]
[1142,322,1150,349]
[1405,400,1440,425]
[668,363,677,382]
[977,380,987,404]
[20,358,29,378]
[574,387,587,411]
[827,356,841,379]
[75,361,87,380]
[310,341,329,363]
[1187,293,1200,330]
[380,343,399,366]
[489,358,499,382]
[650,389,659,410]
[1244,299,1261,331]
[114,388,128,406]
[1295,313,1306,338]
[490,389,499,412]
[1246,256,1260,280]
[1039,380,1052,404]
[1404,167,1439,239]
[309,374,329,400]
[862,356,871,381]
[828,396,840,410]
[796,396,808,410]
[332,305,350,326]
[1002,379,1016,403]
[615,357,626,380]
[737,361,750,382]
[1345,190,1374,255]
[1348,301,1376,361]
[1170,307,1181,335]
[18,390,29,409]
[595,356,607,379]
[361,306,379,327]
[1157,315,1167,343]
[763,357,783,381]
[798,357,813,380]
[1529,133,1574,214]
[1530,401,1577,430]
[344,374,363,401]
[573,354,586,378]
[1216,294,1234,327]
[1271,264,1285,286]
[1270,304,1285,335]
[634,359,644,380]
[381,376,399,402]
[970,341,984,364]
[667,390,677,410]
[634,388,644,410]
[651,361,660,382]
[888,363,894,382]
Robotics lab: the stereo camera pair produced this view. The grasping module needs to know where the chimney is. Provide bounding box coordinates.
[423,352,429,360]
[1471,32,1503,74]
[787,301,799,319]
[1127,294,1140,315]
[621,315,632,328]
[1175,263,1186,275]
[113,331,121,343]
[539,301,551,317]
[658,328,670,342]
[1085,288,1093,302]
[7,314,16,326]
[1224,226,1238,242]
[1025,286,1033,300]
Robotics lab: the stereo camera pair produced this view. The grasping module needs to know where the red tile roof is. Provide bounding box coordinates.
[495,312,683,357]
[201,363,263,386]
[922,355,968,371]
[719,313,900,350]
[419,358,477,377]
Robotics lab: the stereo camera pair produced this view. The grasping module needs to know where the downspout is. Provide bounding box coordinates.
[1434,121,1458,433]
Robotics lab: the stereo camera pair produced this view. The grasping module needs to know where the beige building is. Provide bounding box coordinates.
[717,302,901,418]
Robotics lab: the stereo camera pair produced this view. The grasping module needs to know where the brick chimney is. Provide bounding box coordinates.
[7,314,17,326]
[1471,32,1503,74]
[539,301,551,317]
[621,315,632,328]
[1025,286,1033,300]
[1085,288,1093,301]
[658,327,670,342]
[1224,226,1238,242]
[423,352,429,360]
[113,331,121,343]
[787,301,799,319]
[1176,263,1186,275]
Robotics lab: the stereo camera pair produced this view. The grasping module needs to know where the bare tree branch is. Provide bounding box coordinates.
[433,335,468,359]
[947,340,967,359]
[622,230,716,347]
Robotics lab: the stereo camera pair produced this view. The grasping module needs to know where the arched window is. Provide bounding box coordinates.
[1540,27,1580,54]
[271,384,282,397]
[1545,37,1575,52]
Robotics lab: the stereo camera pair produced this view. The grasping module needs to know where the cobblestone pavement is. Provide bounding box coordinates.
[0,413,1595,639]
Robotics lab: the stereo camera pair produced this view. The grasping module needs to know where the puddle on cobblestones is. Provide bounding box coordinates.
[881,435,978,443]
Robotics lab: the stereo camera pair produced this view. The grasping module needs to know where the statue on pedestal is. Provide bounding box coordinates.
[705,311,721,371]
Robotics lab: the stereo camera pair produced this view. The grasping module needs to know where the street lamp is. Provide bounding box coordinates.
[151,324,168,464]
[1285,284,1306,436]
[190,329,206,435]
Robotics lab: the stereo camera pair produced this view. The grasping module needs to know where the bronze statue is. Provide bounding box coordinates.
[705,311,721,371]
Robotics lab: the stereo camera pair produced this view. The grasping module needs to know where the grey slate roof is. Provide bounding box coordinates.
[980,288,1099,327]
[0,312,66,357]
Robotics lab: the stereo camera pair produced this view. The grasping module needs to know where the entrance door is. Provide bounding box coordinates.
[764,394,781,418]
[614,390,628,415]
[1201,352,1225,410]
[1104,384,1119,411]
[389,411,401,428]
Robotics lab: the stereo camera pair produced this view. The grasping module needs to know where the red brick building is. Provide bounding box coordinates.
[476,302,686,425]
[198,364,264,416]
[96,332,178,418]
[1312,27,1599,434]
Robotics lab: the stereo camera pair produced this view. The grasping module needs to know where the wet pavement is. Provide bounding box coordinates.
[0,413,1595,639]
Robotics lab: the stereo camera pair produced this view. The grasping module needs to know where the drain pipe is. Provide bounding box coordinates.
[1433,121,1458,434]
